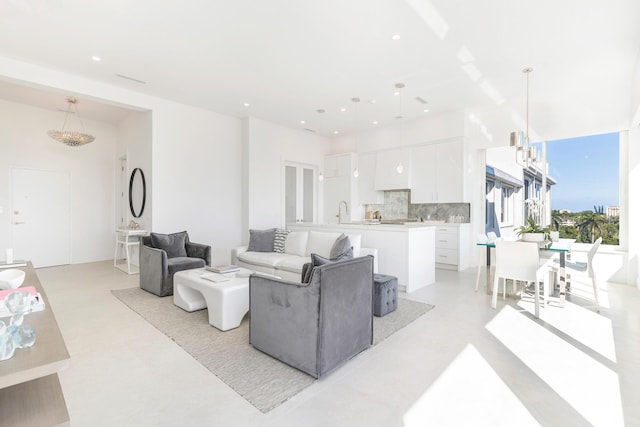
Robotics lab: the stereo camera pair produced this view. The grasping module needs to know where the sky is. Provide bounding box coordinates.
[538,132,619,213]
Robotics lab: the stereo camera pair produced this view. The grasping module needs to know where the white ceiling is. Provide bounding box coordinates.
[0,0,638,140]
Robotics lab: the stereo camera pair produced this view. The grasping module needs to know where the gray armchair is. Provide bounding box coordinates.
[139,231,211,297]
[249,255,374,378]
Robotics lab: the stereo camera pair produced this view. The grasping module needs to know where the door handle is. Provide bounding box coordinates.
[12,221,26,225]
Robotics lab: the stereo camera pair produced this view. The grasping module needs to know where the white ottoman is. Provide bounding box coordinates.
[173,268,250,331]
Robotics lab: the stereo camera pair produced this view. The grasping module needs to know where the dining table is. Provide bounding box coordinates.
[476,238,576,307]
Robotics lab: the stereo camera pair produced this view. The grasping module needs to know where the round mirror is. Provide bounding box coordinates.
[129,168,146,218]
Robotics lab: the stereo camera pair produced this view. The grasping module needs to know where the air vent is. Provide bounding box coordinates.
[304,128,317,133]
[116,74,147,85]
[414,96,428,104]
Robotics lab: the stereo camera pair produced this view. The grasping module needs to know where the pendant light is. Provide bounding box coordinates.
[48,97,95,147]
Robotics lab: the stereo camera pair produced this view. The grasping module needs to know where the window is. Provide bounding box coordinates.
[543,132,620,245]
[485,180,496,231]
[499,185,514,226]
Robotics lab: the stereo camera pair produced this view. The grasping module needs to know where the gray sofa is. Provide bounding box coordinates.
[249,255,374,378]
[139,231,211,296]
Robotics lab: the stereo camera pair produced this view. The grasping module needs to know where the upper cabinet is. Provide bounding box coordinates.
[357,152,384,204]
[411,139,463,203]
[374,147,412,191]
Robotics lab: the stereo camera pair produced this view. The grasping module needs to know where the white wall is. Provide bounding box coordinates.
[0,99,119,264]
[151,103,243,265]
[330,110,465,153]
[245,117,328,240]
[0,56,245,265]
[117,111,153,231]
[626,128,640,287]
[115,111,152,266]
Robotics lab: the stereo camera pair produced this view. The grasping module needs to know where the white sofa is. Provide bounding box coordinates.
[231,230,378,282]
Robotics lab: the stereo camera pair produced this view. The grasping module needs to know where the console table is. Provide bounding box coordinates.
[114,228,148,274]
[0,262,71,426]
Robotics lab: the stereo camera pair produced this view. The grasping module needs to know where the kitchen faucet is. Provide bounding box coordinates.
[337,200,349,224]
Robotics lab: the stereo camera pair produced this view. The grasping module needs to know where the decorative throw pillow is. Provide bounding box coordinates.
[247,228,277,252]
[330,233,353,259]
[150,231,188,258]
[302,252,353,283]
[273,229,290,253]
[305,231,342,257]
[300,262,313,284]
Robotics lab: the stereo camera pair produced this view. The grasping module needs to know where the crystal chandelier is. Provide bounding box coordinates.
[47,97,95,147]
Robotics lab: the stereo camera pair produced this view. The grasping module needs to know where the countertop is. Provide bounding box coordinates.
[288,221,470,231]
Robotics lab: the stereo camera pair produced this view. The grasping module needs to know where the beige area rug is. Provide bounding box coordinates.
[111,287,434,413]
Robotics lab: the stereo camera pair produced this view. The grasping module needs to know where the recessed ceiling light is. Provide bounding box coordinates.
[243,102,250,107]
[372,121,379,125]
[368,99,376,104]
[391,34,401,41]
[333,130,339,134]
[91,55,101,62]
[300,120,306,124]
[340,107,346,112]
[394,91,400,96]
[423,109,429,113]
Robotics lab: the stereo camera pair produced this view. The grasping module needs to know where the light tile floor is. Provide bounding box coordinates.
[35,261,640,427]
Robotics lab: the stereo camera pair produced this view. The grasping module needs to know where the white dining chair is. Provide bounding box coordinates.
[492,239,550,318]
[555,237,602,312]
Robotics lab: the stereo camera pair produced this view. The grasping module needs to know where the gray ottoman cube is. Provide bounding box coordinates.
[373,273,398,317]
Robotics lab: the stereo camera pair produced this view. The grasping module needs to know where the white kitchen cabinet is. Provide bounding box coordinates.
[374,148,412,191]
[289,223,435,292]
[411,140,463,203]
[434,224,472,271]
[357,152,384,204]
[324,153,352,179]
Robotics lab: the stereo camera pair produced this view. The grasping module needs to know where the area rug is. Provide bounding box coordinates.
[111,287,434,413]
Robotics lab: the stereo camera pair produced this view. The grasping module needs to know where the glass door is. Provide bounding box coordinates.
[284,163,316,224]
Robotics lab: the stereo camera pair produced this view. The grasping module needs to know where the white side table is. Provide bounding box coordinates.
[114,229,148,274]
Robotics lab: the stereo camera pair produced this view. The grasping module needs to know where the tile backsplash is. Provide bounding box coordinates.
[365,190,470,223]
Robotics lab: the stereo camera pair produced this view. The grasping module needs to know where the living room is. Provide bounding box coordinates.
[1,1,640,426]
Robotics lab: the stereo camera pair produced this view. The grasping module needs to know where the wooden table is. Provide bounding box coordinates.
[0,262,70,426]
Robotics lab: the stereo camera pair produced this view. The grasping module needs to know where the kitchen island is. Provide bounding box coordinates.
[288,222,436,293]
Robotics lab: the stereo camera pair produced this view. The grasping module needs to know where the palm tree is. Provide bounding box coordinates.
[577,211,606,243]
[551,210,562,231]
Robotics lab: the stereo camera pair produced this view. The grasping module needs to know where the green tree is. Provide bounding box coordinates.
[577,211,606,243]
[560,225,578,239]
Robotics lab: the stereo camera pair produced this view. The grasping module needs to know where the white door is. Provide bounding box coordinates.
[11,168,71,268]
